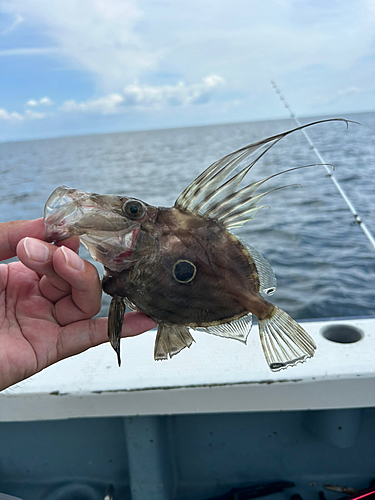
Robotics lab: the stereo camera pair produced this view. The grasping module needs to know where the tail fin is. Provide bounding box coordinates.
[154,325,195,360]
[258,306,316,371]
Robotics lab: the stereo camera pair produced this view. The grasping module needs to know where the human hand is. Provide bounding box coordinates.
[0,218,156,391]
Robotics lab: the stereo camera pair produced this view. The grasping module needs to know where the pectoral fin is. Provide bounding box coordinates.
[154,325,195,360]
[108,295,126,366]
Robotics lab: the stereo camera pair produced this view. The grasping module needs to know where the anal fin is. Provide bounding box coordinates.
[195,312,252,343]
[258,306,316,371]
[108,295,126,366]
[154,325,195,360]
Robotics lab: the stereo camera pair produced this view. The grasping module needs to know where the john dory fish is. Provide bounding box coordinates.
[44,119,349,371]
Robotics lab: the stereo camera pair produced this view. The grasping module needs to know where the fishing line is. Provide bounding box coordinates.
[271,80,375,251]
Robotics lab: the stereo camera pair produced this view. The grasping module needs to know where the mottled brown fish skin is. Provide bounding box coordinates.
[102,206,275,326]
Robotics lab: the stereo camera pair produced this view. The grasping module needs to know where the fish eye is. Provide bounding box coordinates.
[123,199,146,219]
[173,260,196,284]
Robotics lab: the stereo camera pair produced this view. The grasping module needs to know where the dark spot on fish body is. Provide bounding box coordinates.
[173,260,196,283]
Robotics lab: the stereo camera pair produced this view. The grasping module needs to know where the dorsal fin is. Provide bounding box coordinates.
[175,119,349,228]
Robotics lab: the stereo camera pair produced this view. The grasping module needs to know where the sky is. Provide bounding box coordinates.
[0,0,374,142]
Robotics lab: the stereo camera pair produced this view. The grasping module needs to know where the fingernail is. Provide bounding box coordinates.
[61,246,85,271]
[23,237,51,262]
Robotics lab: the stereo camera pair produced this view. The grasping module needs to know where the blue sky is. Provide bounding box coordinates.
[0,0,374,141]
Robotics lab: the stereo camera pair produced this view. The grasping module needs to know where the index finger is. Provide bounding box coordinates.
[2,219,80,263]
[0,219,45,261]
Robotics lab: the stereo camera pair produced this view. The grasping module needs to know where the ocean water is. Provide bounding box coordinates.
[1,113,374,320]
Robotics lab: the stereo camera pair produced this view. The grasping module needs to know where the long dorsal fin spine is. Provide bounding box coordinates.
[175,118,350,228]
[215,184,300,225]
[203,163,327,222]
[181,148,253,211]
[192,161,252,215]
[223,206,267,230]
[191,138,285,214]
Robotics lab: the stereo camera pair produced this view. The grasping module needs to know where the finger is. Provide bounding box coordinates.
[0,264,8,293]
[17,237,81,274]
[38,275,71,303]
[56,312,157,361]
[2,218,79,262]
[55,237,80,253]
[52,246,103,324]
[17,238,72,295]
[0,219,45,261]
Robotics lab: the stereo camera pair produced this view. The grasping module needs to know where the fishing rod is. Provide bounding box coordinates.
[271,80,375,251]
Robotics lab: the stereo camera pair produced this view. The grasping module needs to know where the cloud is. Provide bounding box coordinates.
[0,0,160,90]
[0,47,57,57]
[337,87,362,96]
[2,0,374,94]
[122,75,225,107]
[1,76,224,127]
[25,109,46,119]
[39,96,53,106]
[0,108,23,121]
[1,0,375,134]
[0,106,47,121]
[26,96,53,107]
[60,93,124,114]
[60,75,225,114]
[1,12,23,34]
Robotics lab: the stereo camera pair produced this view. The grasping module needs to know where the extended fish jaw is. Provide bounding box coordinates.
[44,226,75,243]
[44,216,83,242]
[44,185,87,242]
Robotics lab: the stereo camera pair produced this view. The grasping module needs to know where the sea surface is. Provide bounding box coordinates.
[1,113,375,320]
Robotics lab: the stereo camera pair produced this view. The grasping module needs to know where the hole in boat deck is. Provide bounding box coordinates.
[320,324,363,344]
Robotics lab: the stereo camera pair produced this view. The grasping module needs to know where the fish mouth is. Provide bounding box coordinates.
[44,225,75,242]
[44,185,144,271]
[44,185,85,242]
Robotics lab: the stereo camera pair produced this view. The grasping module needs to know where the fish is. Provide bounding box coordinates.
[43,118,349,371]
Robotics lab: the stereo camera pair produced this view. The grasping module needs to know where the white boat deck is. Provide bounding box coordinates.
[1,317,375,422]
